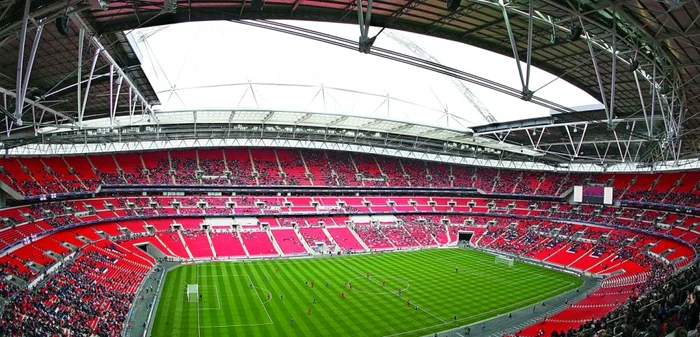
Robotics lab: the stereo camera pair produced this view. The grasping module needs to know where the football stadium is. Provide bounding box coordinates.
[0,0,699,336]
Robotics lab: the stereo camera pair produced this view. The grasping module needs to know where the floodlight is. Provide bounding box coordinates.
[55,16,71,36]
[567,24,582,41]
[629,59,639,72]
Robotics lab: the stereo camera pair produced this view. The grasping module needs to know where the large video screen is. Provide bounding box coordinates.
[573,186,613,204]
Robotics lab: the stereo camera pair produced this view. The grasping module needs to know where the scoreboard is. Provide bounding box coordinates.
[573,185,613,204]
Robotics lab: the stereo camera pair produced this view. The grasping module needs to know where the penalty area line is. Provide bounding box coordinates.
[200,322,274,329]
[381,282,577,337]
[247,275,274,324]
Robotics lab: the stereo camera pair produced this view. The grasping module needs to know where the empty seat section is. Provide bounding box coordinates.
[156,232,190,258]
[271,229,307,255]
[300,227,332,247]
[326,227,364,252]
[180,231,214,258]
[91,222,123,237]
[145,219,174,231]
[119,220,147,234]
[13,244,56,266]
[69,226,103,241]
[210,232,247,257]
[240,231,277,256]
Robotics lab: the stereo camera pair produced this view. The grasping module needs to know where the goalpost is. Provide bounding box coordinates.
[495,255,514,267]
[186,284,199,303]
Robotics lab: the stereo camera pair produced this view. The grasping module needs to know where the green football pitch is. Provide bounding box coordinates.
[151,249,583,337]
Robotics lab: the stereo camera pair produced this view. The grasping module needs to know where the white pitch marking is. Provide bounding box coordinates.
[246,275,274,324]
[200,322,274,329]
[198,285,222,310]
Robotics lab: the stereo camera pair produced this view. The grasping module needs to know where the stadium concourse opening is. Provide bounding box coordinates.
[1,0,700,336]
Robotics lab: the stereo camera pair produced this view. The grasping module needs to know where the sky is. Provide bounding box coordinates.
[128,20,603,130]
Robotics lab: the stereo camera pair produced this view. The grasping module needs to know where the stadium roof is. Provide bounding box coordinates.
[0,0,697,170]
[127,21,602,128]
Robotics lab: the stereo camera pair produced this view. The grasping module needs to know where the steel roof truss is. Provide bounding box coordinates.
[564,123,588,158]
[524,126,545,150]
[70,13,156,126]
[608,11,617,128]
[500,0,533,100]
[14,0,32,125]
[0,85,74,132]
[633,71,651,137]
[580,17,610,128]
[80,50,100,125]
[357,0,374,53]
[533,48,606,94]
[77,27,84,125]
[110,72,124,129]
[494,129,511,143]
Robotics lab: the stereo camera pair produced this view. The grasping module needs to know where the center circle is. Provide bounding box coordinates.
[347,275,410,295]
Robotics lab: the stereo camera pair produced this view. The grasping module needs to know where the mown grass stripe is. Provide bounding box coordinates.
[152,249,582,337]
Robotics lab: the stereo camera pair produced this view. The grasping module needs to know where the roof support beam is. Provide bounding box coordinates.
[17,19,43,125]
[524,0,534,96]
[426,1,480,33]
[290,0,303,15]
[537,138,647,147]
[110,73,124,129]
[501,1,531,100]
[580,16,610,128]
[473,117,650,137]
[69,13,157,126]
[533,49,606,94]
[13,0,31,125]
[77,27,84,125]
[633,71,651,138]
[655,28,700,41]
[261,111,275,124]
[460,18,503,39]
[80,51,101,123]
[357,0,374,53]
[387,0,426,26]
[608,12,617,129]
[677,62,700,69]
[0,86,74,124]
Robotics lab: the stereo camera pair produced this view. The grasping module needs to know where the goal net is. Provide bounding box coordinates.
[186,284,199,303]
[495,255,514,267]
